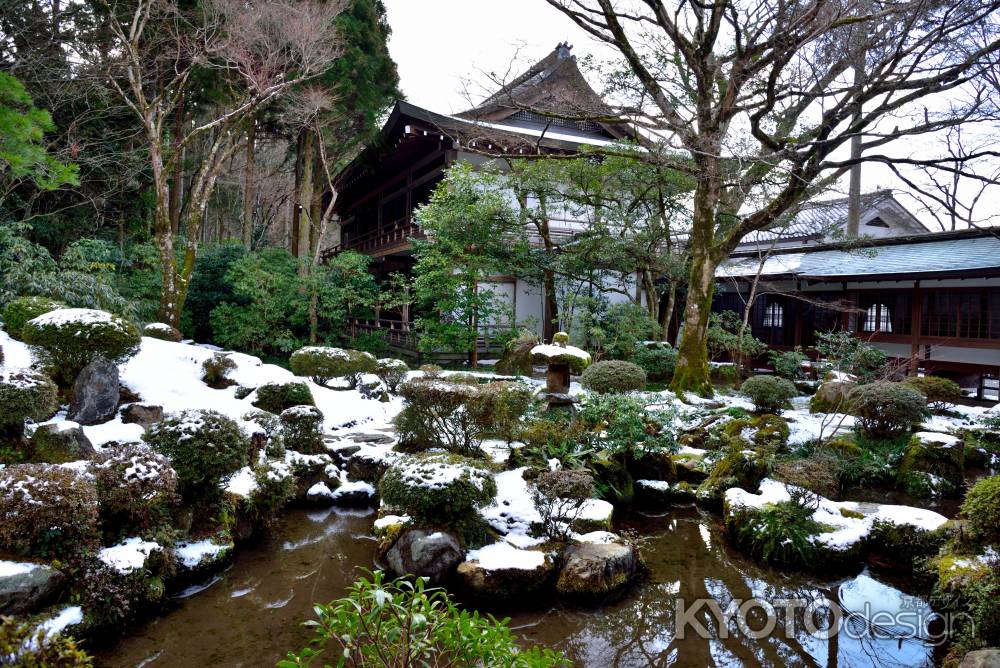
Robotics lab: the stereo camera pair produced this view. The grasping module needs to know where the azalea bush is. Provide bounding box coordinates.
[849,381,926,438]
[280,571,568,668]
[740,375,797,413]
[580,360,647,394]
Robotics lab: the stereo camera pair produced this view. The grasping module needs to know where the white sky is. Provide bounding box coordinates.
[381,0,998,230]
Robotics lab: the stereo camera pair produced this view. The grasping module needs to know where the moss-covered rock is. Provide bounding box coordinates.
[457,543,556,602]
[720,414,789,453]
[809,379,857,413]
[634,479,696,506]
[555,538,640,600]
[696,448,770,509]
[30,422,97,464]
[252,381,315,414]
[897,432,965,498]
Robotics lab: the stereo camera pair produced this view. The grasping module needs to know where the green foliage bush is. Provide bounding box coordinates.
[289,346,376,386]
[768,348,807,380]
[374,357,409,392]
[849,381,926,438]
[379,453,497,523]
[468,381,533,444]
[576,394,675,459]
[580,360,647,394]
[252,381,315,415]
[961,475,1000,545]
[815,330,887,381]
[21,308,140,386]
[241,461,296,529]
[93,443,178,535]
[280,405,325,454]
[281,571,567,668]
[902,375,962,411]
[2,295,64,338]
[740,375,797,413]
[632,342,677,381]
[0,615,94,667]
[0,367,58,449]
[589,303,659,360]
[201,354,237,389]
[144,409,249,503]
[0,463,99,558]
[708,310,767,362]
[532,469,596,540]
[183,243,247,342]
[730,491,822,567]
[243,409,285,457]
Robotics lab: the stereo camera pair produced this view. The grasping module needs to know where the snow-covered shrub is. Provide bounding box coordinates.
[727,489,823,567]
[142,322,182,342]
[902,375,962,411]
[0,616,92,667]
[374,357,409,392]
[961,475,1000,544]
[93,443,178,533]
[201,353,237,389]
[242,461,296,529]
[0,463,99,558]
[394,379,477,452]
[252,380,314,415]
[580,360,646,394]
[289,346,376,387]
[1,295,65,339]
[418,363,443,378]
[379,453,497,524]
[849,381,926,438]
[740,375,797,413]
[144,409,249,503]
[21,308,140,386]
[531,469,595,541]
[468,381,533,444]
[243,409,284,457]
[280,405,324,454]
[0,367,58,458]
[74,556,171,633]
[632,343,677,382]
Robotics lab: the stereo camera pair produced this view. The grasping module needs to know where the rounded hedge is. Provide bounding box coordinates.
[849,381,926,438]
[143,322,182,342]
[94,442,179,532]
[580,360,647,394]
[289,346,376,385]
[2,296,65,339]
[21,308,140,386]
[633,343,677,382]
[202,354,237,389]
[902,375,962,411]
[961,474,1000,545]
[0,367,59,431]
[144,409,249,501]
[374,357,409,392]
[0,463,99,558]
[379,453,497,522]
[252,381,315,415]
[280,405,325,454]
[740,375,797,413]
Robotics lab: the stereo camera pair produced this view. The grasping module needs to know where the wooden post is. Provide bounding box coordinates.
[910,281,922,376]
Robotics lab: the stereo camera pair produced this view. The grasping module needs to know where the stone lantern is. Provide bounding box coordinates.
[530,332,591,409]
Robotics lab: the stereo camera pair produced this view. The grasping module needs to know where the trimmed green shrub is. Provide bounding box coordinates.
[240,461,296,529]
[252,381,315,414]
[632,343,677,382]
[0,615,94,667]
[394,378,485,454]
[243,409,285,457]
[961,474,1000,544]
[849,381,926,438]
[902,375,962,411]
[280,405,325,454]
[740,375,796,413]
[142,322,182,342]
[21,308,140,386]
[282,571,567,668]
[93,443,178,534]
[0,463,99,558]
[532,469,596,540]
[201,353,237,389]
[580,360,646,394]
[374,357,409,392]
[468,381,533,444]
[379,452,497,523]
[576,394,675,459]
[0,367,59,455]
[289,346,376,386]
[419,363,443,378]
[768,348,807,380]
[144,409,249,503]
[2,295,65,339]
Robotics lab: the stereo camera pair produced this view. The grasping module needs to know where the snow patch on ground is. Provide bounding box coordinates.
[98,538,160,574]
[176,539,229,569]
[465,541,546,570]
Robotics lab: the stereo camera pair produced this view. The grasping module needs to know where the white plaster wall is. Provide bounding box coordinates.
[924,346,1000,366]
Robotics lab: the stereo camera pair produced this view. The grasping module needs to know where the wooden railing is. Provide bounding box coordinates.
[322,217,424,259]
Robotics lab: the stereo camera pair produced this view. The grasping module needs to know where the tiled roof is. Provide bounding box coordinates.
[720,231,1000,279]
[740,191,895,243]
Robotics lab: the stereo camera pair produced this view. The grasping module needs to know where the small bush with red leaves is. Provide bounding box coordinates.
[93,443,179,534]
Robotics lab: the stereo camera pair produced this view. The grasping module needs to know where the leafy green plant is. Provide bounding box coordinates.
[632,343,677,381]
[0,615,93,667]
[849,381,926,438]
[815,330,887,381]
[902,375,962,411]
[374,358,408,392]
[962,475,1000,545]
[202,354,237,389]
[280,571,568,667]
[576,394,675,459]
[731,490,823,566]
[2,295,64,338]
[580,360,647,394]
[740,375,797,413]
[588,303,659,360]
[280,405,325,454]
[768,348,807,380]
[707,310,767,363]
[93,443,178,536]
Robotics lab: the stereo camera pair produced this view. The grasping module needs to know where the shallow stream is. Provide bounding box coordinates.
[95,505,940,668]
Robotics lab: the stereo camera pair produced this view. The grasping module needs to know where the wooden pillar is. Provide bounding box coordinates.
[910,281,922,376]
[793,280,803,347]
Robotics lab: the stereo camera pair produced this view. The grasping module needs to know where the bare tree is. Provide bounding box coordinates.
[535,0,1000,396]
[88,0,344,326]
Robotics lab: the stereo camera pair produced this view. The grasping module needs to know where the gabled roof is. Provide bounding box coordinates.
[457,43,634,141]
[720,228,1000,281]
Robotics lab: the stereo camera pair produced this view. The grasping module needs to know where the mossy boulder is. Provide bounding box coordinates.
[591,456,634,506]
[457,543,556,602]
[30,422,97,464]
[720,414,789,453]
[382,528,464,585]
[634,479,696,506]
[252,381,315,414]
[0,367,59,460]
[696,448,770,508]
[555,538,640,600]
[809,379,857,414]
[897,432,965,498]
[142,322,182,342]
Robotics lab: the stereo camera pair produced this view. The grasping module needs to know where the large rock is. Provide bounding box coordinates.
[960,649,1000,668]
[0,561,66,614]
[897,432,965,498]
[121,403,163,429]
[68,356,120,425]
[555,539,640,599]
[31,422,97,463]
[383,528,463,584]
[457,542,555,601]
[809,378,857,414]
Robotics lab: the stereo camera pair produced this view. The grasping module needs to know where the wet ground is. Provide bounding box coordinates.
[95,505,941,668]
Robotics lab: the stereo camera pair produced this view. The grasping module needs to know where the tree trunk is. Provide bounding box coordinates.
[242,116,257,249]
[297,130,315,271]
[168,98,184,236]
[291,131,304,255]
[660,282,676,342]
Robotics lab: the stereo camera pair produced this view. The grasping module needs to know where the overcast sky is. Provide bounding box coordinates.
[381,0,998,229]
